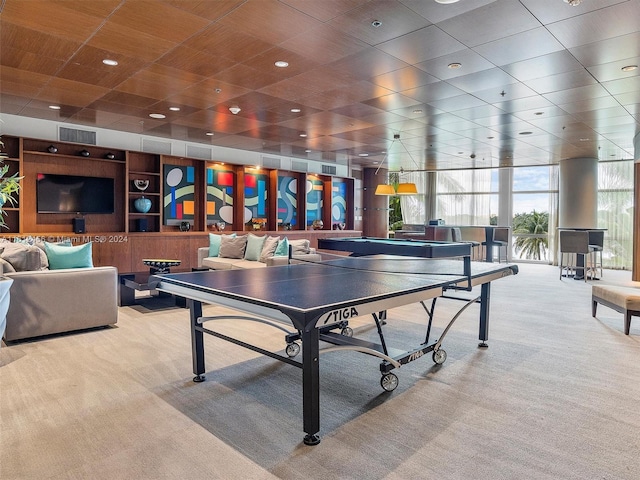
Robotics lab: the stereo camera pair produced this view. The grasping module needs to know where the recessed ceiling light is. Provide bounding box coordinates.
[448,62,462,69]
[519,131,533,135]
[290,108,301,113]
[205,132,214,136]
[487,136,494,139]
[299,133,308,138]
[305,149,312,153]
[102,59,118,66]
[534,111,544,116]
[149,113,166,119]
[169,107,180,111]
[359,153,369,157]
[458,151,464,154]
[563,0,581,5]
[48,105,61,110]
[580,138,590,141]
[274,61,289,68]
[228,106,241,115]
[413,109,423,114]
[621,65,638,72]
[371,20,382,28]
[435,0,460,3]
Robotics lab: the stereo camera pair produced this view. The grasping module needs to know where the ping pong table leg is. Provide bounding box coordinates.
[478,283,490,348]
[190,300,206,382]
[301,327,321,445]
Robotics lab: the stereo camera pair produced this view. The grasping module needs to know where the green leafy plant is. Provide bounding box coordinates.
[0,137,22,229]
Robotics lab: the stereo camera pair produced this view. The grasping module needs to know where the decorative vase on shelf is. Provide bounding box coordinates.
[134,196,152,213]
[80,149,90,157]
[47,145,58,153]
[133,179,149,192]
[312,219,324,230]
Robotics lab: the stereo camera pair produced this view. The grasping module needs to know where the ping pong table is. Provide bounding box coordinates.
[151,256,518,446]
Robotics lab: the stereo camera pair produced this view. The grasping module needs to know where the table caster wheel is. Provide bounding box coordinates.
[285,342,301,357]
[432,348,447,365]
[341,326,353,337]
[380,373,399,392]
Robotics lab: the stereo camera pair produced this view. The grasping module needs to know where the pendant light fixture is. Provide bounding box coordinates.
[374,134,419,195]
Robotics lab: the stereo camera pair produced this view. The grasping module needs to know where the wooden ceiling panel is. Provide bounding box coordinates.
[156,46,236,78]
[35,77,110,107]
[329,48,410,81]
[279,24,369,66]
[0,23,80,66]
[181,24,274,64]
[0,0,108,42]
[218,0,322,45]
[0,66,51,96]
[279,0,370,23]
[87,22,177,62]
[1,45,65,77]
[107,1,210,44]
[169,80,252,110]
[161,0,245,21]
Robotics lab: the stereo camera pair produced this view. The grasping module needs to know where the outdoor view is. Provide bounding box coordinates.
[391,161,633,269]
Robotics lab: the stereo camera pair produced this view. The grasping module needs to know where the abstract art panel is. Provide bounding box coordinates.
[332,179,347,226]
[163,164,195,226]
[244,171,268,229]
[277,174,297,228]
[206,165,235,226]
[306,177,323,226]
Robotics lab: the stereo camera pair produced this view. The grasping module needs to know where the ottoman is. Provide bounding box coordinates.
[592,285,640,335]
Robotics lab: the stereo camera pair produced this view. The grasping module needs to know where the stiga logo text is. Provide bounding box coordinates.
[323,307,359,324]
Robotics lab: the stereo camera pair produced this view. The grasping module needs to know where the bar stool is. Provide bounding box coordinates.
[587,230,604,279]
[559,230,590,282]
[451,228,481,260]
[492,227,509,263]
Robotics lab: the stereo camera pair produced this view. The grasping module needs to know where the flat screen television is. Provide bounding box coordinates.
[37,173,115,214]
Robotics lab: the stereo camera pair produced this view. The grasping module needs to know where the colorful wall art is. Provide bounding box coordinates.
[332,179,347,226]
[163,164,195,226]
[306,177,323,226]
[206,165,234,226]
[277,175,297,229]
[244,171,268,229]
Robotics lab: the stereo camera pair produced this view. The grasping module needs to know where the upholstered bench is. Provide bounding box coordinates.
[592,285,640,335]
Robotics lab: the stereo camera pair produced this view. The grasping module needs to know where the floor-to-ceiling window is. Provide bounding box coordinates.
[598,160,634,269]
[435,169,493,225]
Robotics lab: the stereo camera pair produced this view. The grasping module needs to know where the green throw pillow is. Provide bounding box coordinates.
[274,237,289,257]
[44,242,93,269]
[209,233,235,257]
[244,234,266,261]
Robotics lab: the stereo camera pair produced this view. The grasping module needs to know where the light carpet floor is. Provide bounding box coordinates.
[1,263,640,479]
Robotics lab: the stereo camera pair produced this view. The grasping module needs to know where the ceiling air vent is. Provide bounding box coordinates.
[262,156,281,169]
[291,160,308,172]
[142,138,172,155]
[187,145,212,160]
[321,164,337,175]
[59,127,97,145]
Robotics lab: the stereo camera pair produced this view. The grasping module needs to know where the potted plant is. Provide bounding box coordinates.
[0,137,22,229]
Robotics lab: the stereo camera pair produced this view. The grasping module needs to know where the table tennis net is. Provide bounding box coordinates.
[293,252,472,282]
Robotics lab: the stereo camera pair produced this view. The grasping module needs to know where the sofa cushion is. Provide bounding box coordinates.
[274,237,289,256]
[231,260,267,269]
[244,234,266,261]
[219,235,248,259]
[290,239,311,255]
[0,257,16,273]
[0,243,45,271]
[209,233,236,257]
[44,242,94,270]
[202,257,240,270]
[259,236,280,263]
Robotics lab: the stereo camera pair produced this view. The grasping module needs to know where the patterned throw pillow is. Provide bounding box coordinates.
[218,235,248,259]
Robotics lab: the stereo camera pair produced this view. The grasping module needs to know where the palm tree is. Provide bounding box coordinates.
[513,210,549,260]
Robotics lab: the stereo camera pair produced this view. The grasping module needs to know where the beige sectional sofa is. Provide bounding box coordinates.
[198,233,321,270]
[1,240,118,343]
